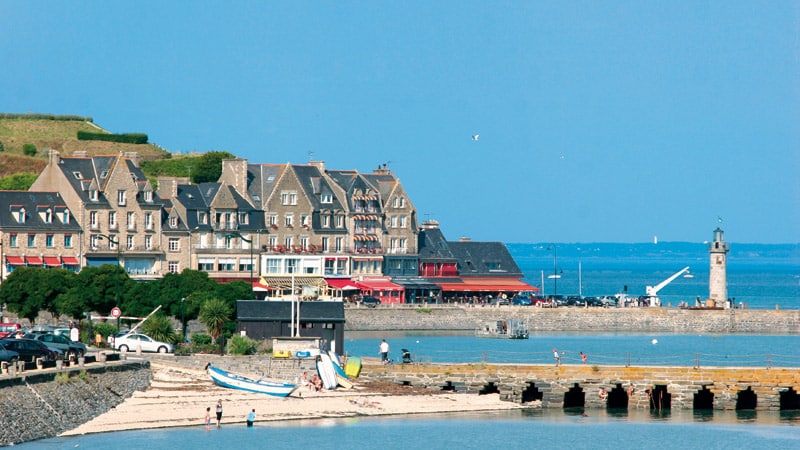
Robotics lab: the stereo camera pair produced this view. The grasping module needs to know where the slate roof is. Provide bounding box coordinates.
[447,240,523,277]
[237,300,345,323]
[417,227,456,260]
[0,191,82,231]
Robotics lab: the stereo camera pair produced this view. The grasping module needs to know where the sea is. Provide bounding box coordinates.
[15,242,800,449]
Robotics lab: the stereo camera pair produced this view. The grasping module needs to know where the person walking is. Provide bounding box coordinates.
[580,351,587,364]
[215,399,223,428]
[204,406,211,430]
[379,339,390,364]
[553,348,561,366]
[246,409,256,427]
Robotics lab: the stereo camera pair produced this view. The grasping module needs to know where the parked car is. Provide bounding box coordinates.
[511,295,533,306]
[0,338,61,362]
[361,296,382,307]
[113,333,174,353]
[0,323,21,339]
[24,333,87,357]
[0,343,19,364]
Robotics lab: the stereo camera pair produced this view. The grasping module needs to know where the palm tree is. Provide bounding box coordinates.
[199,298,231,344]
[141,313,178,344]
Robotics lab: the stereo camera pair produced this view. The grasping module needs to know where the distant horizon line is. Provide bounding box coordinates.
[505,241,800,246]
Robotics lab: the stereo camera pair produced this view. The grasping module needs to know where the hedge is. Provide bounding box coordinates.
[0,113,92,122]
[77,131,148,144]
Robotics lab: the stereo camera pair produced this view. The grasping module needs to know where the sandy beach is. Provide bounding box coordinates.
[61,361,525,436]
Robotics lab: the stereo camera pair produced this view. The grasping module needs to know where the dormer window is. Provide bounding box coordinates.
[321,193,333,204]
[238,212,249,225]
[169,216,178,228]
[62,209,70,224]
[72,171,83,179]
[144,190,153,202]
[17,207,26,224]
[90,190,99,201]
[199,212,208,224]
[44,208,53,224]
[100,170,109,178]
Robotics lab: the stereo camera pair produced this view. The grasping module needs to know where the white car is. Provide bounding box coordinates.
[113,333,174,353]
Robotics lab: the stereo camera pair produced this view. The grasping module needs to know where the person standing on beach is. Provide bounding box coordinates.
[379,339,390,364]
[580,351,587,364]
[246,409,256,427]
[215,399,223,428]
[553,348,561,366]
[204,407,211,430]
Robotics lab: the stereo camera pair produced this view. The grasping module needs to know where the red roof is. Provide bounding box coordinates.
[43,256,62,267]
[436,277,537,292]
[325,278,360,290]
[25,256,43,266]
[6,256,24,265]
[61,257,80,265]
[354,279,404,291]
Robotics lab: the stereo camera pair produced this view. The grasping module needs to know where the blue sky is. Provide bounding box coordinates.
[2,1,798,244]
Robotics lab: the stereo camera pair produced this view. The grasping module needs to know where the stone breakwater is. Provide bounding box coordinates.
[344,306,800,333]
[0,361,151,446]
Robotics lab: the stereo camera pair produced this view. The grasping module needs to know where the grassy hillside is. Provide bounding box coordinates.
[0,114,170,163]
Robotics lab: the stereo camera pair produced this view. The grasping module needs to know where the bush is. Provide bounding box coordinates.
[226,334,259,355]
[22,143,37,156]
[91,322,118,342]
[77,131,148,144]
[191,333,213,345]
[0,140,4,152]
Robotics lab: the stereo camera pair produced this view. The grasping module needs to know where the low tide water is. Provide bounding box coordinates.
[21,409,800,449]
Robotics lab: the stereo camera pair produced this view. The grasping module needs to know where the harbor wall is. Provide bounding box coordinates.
[344,306,800,334]
[0,360,151,446]
[359,361,800,411]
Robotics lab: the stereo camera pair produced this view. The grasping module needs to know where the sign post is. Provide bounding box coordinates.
[110,307,122,334]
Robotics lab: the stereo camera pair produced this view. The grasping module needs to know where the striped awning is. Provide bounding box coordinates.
[6,256,25,266]
[25,256,43,266]
[43,256,62,267]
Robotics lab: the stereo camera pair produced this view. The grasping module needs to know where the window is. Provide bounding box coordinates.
[321,237,329,252]
[90,190,99,201]
[27,234,35,247]
[109,235,119,250]
[322,215,330,228]
[301,215,310,227]
[126,235,134,250]
[61,210,70,224]
[399,197,405,207]
[285,258,298,274]
[144,213,153,230]
[335,215,344,228]
[321,193,333,204]
[17,208,26,224]
[46,234,54,248]
[281,191,297,205]
[284,214,294,227]
[284,237,293,248]
[145,235,152,250]
[400,216,407,228]
[335,237,343,251]
[144,190,153,202]
[392,197,399,208]
[64,234,72,248]
[268,236,278,249]
[266,259,280,274]
[44,209,52,224]
[169,238,180,252]
[198,260,213,271]
[168,261,180,273]
[89,211,98,229]
[117,190,126,206]
[238,212,248,225]
[217,259,235,271]
[390,216,398,228]
[269,214,278,226]
[127,212,135,230]
[9,234,17,248]
[169,216,178,228]
[300,237,309,250]
[238,258,253,272]
[400,238,407,249]
[109,211,117,229]
[199,212,208,224]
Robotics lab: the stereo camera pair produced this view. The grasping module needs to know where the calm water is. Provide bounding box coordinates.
[342,333,800,367]
[20,410,800,449]
[508,242,800,309]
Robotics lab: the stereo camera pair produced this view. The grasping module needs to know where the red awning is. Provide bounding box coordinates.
[25,256,43,266]
[43,256,62,267]
[252,280,270,292]
[436,277,538,293]
[61,257,80,265]
[355,279,405,291]
[6,256,25,266]
[325,278,360,290]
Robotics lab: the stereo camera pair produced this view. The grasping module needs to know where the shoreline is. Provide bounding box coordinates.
[60,361,525,437]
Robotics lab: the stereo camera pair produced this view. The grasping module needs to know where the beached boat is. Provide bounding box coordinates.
[475,319,529,339]
[206,364,297,397]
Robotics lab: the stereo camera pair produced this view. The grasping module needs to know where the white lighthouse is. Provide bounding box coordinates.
[708,227,730,308]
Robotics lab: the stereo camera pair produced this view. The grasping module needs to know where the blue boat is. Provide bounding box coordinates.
[206,364,297,397]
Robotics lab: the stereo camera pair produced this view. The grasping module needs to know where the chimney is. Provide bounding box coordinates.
[48,149,61,165]
[123,152,141,167]
[156,177,189,199]
[221,158,249,194]
[309,160,326,172]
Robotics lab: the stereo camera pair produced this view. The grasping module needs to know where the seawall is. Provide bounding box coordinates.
[344,306,800,333]
[0,360,151,446]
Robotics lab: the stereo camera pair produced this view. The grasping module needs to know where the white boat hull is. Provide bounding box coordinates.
[207,365,297,397]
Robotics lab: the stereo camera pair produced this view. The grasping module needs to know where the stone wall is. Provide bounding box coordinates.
[345,306,800,334]
[358,362,800,411]
[0,361,151,446]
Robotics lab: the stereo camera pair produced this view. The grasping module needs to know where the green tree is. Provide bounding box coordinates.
[22,143,37,156]
[192,151,234,183]
[0,173,38,190]
[0,267,72,323]
[62,265,130,316]
[199,298,232,344]
[141,313,179,344]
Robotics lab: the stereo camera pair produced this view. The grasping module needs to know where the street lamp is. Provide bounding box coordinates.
[96,233,122,330]
[180,297,186,341]
[546,245,561,297]
[226,232,253,290]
